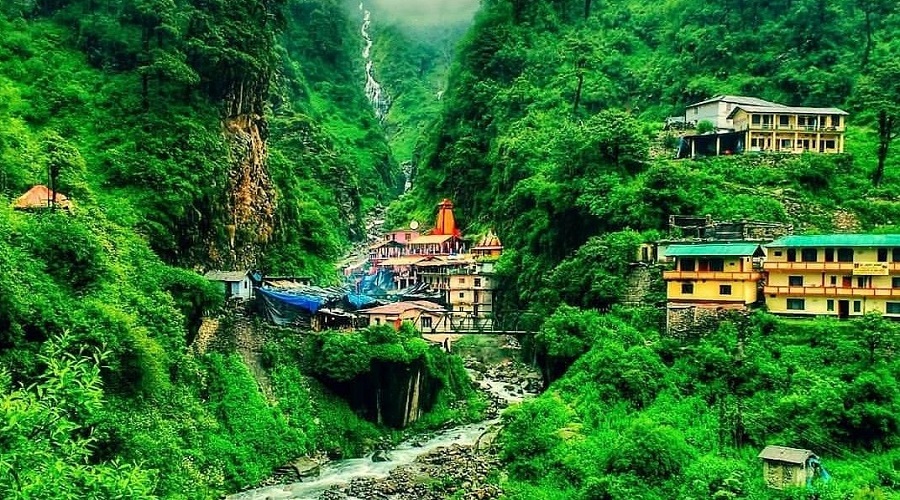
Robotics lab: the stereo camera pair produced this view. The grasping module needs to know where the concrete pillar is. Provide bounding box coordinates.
[716,136,721,156]
[691,139,696,158]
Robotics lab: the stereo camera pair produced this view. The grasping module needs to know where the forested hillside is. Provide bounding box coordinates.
[410,0,900,310]
[399,0,900,498]
[0,0,399,275]
[0,0,423,497]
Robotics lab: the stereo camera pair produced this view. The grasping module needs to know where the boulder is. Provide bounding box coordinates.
[371,449,392,462]
[291,457,321,479]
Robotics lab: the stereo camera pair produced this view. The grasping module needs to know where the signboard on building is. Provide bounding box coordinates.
[853,262,889,275]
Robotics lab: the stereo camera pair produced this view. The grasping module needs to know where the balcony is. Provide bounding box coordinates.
[764,262,900,272]
[764,285,900,298]
[663,271,763,281]
[741,124,844,133]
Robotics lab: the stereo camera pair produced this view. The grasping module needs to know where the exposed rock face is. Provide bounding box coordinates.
[211,112,276,269]
[326,359,438,428]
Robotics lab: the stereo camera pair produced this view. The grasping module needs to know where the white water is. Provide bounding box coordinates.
[227,373,528,500]
[360,3,389,121]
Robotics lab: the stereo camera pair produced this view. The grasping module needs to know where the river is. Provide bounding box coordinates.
[227,359,536,500]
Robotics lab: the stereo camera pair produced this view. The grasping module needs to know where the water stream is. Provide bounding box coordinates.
[227,370,530,500]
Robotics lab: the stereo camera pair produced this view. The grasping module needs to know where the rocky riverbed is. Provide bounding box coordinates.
[228,342,540,500]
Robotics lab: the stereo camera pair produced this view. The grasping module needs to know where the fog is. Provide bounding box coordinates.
[364,0,480,26]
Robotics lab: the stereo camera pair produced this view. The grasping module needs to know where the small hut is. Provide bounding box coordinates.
[204,270,254,301]
[758,445,817,489]
[13,185,73,211]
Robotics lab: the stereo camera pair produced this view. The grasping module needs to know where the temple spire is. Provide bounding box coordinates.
[433,198,459,236]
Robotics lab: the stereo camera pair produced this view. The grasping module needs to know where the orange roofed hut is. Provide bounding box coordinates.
[13,185,73,211]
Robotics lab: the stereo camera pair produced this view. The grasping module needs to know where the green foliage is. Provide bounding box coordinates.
[500,312,900,498]
[696,120,715,134]
[0,333,158,499]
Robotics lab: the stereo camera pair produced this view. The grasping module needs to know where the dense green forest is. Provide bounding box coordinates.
[0,0,469,497]
[394,0,900,498]
[4,0,900,497]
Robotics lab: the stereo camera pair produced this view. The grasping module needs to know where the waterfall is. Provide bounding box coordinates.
[360,3,389,121]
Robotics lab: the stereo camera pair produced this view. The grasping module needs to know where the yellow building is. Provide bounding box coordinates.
[728,105,848,154]
[663,243,765,331]
[764,234,900,318]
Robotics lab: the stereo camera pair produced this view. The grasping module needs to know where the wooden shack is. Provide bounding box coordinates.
[758,445,816,489]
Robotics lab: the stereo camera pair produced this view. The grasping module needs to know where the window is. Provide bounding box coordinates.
[787,299,805,310]
[787,248,797,262]
[459,292,465,298]
[774,251,783,257]
[830,276,838,286]
[751,138,759,148]
[788,276,804,286]
[827,300,834,311]
[825,140,836,150]
[752,114,760,124]
[474,278,482,287]
[421,316,432,328]
[780,139,792,149]
[894,248,900,262]
[681,258,696,272]
[405,233,411,240]
[780,115,790,127]
[879,248,889,262]
[853,301,862,313]
[458,278,465,284]
[893,277,900,288]
[825,248,835,262]
[857,276,868,288]
[837,248,854,262]
[887,302,900,314]
[720,285,732,295]
[710,258,725,272]
[682,283,694,294]
[831,115,842,128]
[801,248,817,262]
[375,318,382,325]
[694,108,699,115]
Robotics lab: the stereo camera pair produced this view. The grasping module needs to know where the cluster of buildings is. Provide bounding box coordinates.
[661,232,900,330]
[675,95,848,158]
[205,199,504,335]
[357,199,503,332]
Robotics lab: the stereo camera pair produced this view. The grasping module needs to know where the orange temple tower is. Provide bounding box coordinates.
[432,198,460,236]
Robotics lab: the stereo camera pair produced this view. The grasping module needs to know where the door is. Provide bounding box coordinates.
[838,300,850,319]
[842,276,852,288]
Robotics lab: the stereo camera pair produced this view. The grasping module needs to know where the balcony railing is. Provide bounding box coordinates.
[764,285,900,297]
[764,262,900,271]
[742,124,844,133]
[663,271,763,280]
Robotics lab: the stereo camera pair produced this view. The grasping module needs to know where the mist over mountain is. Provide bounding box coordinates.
[365,0,479,26]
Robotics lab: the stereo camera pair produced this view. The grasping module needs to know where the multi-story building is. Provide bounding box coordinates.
[663,243,765,330]
[763,235,900,318]
[678,95,848,158]
[729,105,848,154]
[684,95,783,131]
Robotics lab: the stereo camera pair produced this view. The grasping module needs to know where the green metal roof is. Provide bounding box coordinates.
[767,234,900,248]
[664,243,763,257]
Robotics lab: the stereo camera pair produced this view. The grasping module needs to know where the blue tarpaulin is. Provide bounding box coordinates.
[346,293,377,309]
[258,287,325,313]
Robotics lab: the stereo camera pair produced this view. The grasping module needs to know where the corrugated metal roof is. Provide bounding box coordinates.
[378,256,426,266]
[757,445,815,464]
[664,243,763,257]
[728,105,848,118]
[369,239,405,249]
[768,234,900,247]
[204,270,250,282]
[688,95,784,108]
[359,300,446,316]
[408,234,454,245]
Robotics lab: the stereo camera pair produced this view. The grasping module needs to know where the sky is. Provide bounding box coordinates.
[364,0,481,26]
